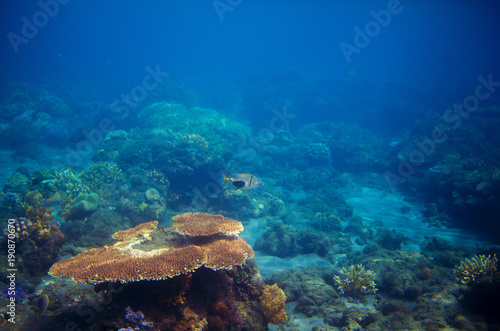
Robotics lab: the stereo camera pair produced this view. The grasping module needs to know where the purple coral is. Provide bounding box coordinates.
[124,306,153,328]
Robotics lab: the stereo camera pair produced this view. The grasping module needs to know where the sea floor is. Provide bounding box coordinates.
[240,179,496,330]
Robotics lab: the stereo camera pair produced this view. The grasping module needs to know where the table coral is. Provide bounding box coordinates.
[173,212,244,237]
[334,264,377,296]
[455,254,498,285]
[48,214,254,284]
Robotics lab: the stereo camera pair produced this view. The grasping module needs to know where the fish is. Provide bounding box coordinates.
[43,191,68,205]
[38,294,49,316]
[222,173,264,190]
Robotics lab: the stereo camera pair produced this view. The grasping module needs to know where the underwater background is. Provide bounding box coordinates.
[1,0,500,330]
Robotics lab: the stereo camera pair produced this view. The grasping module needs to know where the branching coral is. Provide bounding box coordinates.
[260,283,287,325]
[3,172,30,193]
[333,264,377,296]
[455,254,498,285]
[79,161,123,191]
[50,169,90,199]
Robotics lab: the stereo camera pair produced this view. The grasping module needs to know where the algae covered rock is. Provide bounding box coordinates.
[72,192,99,218]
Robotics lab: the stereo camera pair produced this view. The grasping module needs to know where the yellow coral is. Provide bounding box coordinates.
[334,264,377,295]
[23,190,43,208]
[139,202,149,212]
[455,254,498,285]
[260,283,287,325]
[26,206,53,240]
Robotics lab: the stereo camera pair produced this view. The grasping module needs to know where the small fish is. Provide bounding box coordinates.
[43,191,67,205]
[38,293,49,316]
[222,173,264,190]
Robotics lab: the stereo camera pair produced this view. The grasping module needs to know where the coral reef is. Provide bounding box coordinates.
[333,264,377,296]
[45,215,271,330]
[137,102,250,155]
[255,223,335,258]
[455,254,498,285]
[260,283,287,325]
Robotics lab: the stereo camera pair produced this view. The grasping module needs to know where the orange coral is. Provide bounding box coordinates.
[49,215,254,284]
[260,283,287,325]
[173,212,243,236]
[49,235,206,284]
[203,237,254,270]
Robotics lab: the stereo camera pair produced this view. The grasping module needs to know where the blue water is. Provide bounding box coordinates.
[1,1,500,330]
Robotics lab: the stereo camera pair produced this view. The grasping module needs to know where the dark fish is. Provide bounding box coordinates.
[38,294,49,316]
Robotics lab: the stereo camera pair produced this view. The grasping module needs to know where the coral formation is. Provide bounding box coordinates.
[71,192,99,218]
[3,217,32,241]
[266,194,286,216]
[3,171,30,193]
[137,102,251,154]
[123,306,153,328]
[455,254,498,285]
[50,169,90,199]
[260,283,287,325]
[307,142,331,162]
[79,161,123,191]
[145,188,160,203]
[254,223,334,258]
[334,264,378,295]
[25,205,54,239]
[173,212,244,237]
[49,216,254,284]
